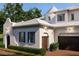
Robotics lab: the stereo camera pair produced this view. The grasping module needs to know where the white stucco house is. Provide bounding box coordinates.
[3,6,79,50]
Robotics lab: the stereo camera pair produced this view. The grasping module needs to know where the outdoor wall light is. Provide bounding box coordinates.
[67,27,75,32]
[44,26,48,30]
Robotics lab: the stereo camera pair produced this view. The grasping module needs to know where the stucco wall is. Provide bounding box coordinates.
[39,27,54,48]
[10,26,54,49]
[45,13,56,24]
[3,18,12,47]
[10,27,40,48]
[68,10,79,21]
[46,9,79,24]
[56,10,79,22]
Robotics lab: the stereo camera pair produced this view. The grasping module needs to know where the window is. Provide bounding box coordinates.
[71,14,74,21]
[27,32,35,44]
[48,16,51,20]
[57,14,65,21]
[19,32,25,42]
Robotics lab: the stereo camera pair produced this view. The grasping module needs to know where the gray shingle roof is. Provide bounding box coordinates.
[55,6,79,12]
[53,21,79,27]
[13,18,53,27]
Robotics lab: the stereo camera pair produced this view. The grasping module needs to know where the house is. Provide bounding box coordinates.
[3,6,79,50]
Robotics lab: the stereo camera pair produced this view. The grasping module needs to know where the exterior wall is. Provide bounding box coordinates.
[55,11,68,23]
[10,26,54,49]
[3,18,12,48]
[45,9,79,24]
[54,26,79,43]
[68,10,79,21]
[10,27,40,48]
[55,9,79,23]
[39,27,54,48]
[45,13,56,24]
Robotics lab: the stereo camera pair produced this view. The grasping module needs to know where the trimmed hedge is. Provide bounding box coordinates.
[49,43,59,51]
[8,46,46,55]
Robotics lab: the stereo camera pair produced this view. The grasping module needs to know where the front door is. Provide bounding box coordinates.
[7,35,10,46]
[42,36,48,50]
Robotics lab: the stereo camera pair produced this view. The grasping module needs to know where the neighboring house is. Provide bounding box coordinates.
[3,6,79,50]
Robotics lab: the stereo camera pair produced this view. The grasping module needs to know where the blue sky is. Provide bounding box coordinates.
[0,3,79,15]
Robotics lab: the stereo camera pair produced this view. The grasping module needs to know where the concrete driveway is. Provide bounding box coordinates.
[46,50,79,56]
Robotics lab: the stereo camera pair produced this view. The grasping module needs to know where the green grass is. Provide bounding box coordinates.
[0,34,3,38]
[0,34,40,56]
[0,34,43,56]
[0,34,4,48]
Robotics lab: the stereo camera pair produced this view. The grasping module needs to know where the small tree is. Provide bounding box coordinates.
[26,8,42,20]
[49,43,59,51]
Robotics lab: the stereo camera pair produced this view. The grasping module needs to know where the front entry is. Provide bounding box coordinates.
[7,35,10,46]
[42,36,48,50]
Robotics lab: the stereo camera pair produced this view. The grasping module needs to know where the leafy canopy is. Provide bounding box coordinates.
[0,3,42,33]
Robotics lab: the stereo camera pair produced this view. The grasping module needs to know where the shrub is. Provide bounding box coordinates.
[8,46,46,55]
[0,44,4,48]
[49,43,59,51]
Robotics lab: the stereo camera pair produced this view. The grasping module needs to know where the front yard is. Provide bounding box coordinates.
[0,34,38,56]
[0,34,79,56]
[0,34,4,48]
[0,48,36,56]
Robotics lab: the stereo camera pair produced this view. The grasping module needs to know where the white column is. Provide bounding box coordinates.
[4,35,7,48]
[65,10,69,22]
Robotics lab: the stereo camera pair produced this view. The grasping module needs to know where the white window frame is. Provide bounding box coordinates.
[57,14,65,21]
[27,32,35,44]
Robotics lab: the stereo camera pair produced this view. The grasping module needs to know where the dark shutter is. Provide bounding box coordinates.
[71,14,74,20]
[27,32,29,43]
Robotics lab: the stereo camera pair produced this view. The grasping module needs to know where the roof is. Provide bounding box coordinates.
[44,6,58,15]
[13,18,53,27]
[55,6,79,12]
[52,21,79,27]
[6,6,79,28]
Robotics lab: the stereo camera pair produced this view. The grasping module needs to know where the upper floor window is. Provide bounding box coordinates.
[19,32,25,43]
[71,14,74,21]
[48,16,51,20]
[27,32,35,44]
[57,14,65,21]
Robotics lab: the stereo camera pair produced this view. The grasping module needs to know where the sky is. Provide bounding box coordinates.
[0,3,79,15]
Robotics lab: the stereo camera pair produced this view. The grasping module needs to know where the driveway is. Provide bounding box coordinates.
[46,50,79,56]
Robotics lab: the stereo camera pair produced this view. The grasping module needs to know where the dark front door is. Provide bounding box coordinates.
[7,35,10,46]
[58,36,79,51]
[42,36,48,50]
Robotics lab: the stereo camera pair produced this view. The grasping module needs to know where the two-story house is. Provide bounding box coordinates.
[3,6,79,50]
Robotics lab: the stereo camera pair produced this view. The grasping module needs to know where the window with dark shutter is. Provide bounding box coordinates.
[57,14,65,21]
[19,32,25,43]
[48,16,51,20]
[71,14,74,21]
[27,32,35,44]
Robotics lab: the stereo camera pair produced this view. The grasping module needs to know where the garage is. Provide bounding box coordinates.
[58,36,79,51]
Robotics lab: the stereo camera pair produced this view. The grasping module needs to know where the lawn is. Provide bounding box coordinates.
[0,34,4,48]
[0,34,40,56]
[0,34,3,38]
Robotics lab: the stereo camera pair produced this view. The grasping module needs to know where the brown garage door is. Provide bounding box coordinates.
[58,36,79,51]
